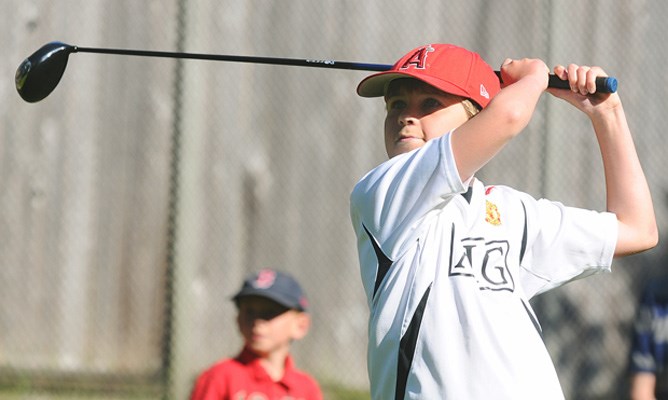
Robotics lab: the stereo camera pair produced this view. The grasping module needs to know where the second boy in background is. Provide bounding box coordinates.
[190,268,322,400]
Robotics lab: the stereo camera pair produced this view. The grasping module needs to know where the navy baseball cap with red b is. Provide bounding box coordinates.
[357,43,501,109]
[232,268,309,311]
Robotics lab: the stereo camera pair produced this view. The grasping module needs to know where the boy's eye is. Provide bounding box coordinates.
[385,97,445,113]
[422,98,442,110]
[386,99,406,111]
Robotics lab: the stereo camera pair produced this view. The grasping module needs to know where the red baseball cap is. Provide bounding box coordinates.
[357,43,500,109]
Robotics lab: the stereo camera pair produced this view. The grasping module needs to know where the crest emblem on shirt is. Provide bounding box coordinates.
[485,200,501,226]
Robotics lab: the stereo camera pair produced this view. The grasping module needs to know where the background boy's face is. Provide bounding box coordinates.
[384,79,469,158]
[236,296,309,357]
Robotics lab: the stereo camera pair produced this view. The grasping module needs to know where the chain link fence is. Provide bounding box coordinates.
[2,1,668,399]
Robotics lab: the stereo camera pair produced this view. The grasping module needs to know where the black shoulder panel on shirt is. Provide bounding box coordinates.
[520,200,528,264]
[363,224,394,298]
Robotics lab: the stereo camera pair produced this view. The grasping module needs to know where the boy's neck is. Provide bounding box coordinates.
[248,345,290,381]
[260,349,290,381]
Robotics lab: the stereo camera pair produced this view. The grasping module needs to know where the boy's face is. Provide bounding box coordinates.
[236,296,310,357]
[384,78,469,158]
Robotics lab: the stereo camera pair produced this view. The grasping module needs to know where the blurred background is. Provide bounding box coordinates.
[2,1,668,399]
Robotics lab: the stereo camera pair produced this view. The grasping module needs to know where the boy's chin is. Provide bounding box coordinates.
[388,144,422,158]
[245,341,274,357]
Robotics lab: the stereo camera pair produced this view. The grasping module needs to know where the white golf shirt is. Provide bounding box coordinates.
[350,132,617,399]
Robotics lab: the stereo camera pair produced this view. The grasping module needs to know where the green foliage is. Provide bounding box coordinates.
[322,383,370,400]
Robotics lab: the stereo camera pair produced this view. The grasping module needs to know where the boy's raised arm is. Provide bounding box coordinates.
[450,58,549,182]
[548,64,658,256]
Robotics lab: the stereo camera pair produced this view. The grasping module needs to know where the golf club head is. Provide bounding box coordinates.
[16,41,74,103]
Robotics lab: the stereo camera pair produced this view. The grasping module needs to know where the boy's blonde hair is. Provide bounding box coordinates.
[462,99,481,119]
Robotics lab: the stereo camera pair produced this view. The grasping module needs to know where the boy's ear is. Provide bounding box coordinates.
[291,312,311,340]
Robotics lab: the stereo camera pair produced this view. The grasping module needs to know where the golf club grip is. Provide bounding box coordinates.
[494,71,617,93]
[548,74,617,93]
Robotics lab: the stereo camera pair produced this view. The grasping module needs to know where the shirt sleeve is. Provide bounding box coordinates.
[306,376,324,400]
[350,132,466,260]
[518,195,618,299]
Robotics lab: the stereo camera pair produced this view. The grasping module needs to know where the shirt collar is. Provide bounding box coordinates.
[236,346,300,388]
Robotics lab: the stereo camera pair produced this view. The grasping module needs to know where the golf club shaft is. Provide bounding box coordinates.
[74,46,391,71]
[75,46,618,93]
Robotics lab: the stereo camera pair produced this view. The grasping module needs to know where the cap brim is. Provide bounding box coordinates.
[357,71,472,100]
[357,72,406,97]
[232,290,305,311]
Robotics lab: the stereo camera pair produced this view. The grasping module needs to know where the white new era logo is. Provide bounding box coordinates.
[480,84,489,99]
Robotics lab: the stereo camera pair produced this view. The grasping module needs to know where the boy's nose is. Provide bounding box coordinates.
[399,114,418,126]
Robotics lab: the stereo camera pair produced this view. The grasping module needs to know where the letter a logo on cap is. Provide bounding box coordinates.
[400,45,435,70]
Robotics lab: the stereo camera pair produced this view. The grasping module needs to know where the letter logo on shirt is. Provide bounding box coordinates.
[450,237,514,292]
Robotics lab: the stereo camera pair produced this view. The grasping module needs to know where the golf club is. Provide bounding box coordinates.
[15,41,618,103]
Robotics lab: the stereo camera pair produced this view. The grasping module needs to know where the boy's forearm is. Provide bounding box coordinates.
[629,372,657,400]
[592,104,658,255]
[452,71,546,180]
[492,74,546,130]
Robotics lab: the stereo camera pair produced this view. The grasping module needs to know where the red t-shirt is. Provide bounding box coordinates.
[190,347,323,400]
